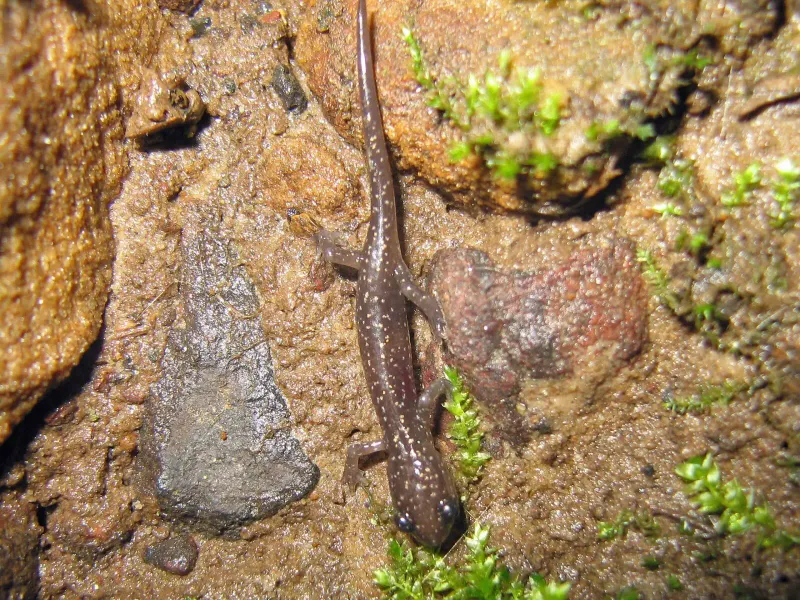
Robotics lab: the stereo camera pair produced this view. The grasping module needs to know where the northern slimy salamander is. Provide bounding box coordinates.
[316,0,460,548]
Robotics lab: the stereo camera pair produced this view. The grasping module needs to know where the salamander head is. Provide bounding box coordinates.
[387,442,460,548]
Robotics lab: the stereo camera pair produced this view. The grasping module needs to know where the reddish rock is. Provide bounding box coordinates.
[431,238,647,404]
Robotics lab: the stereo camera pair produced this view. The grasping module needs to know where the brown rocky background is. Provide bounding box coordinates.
[0,0,798,598]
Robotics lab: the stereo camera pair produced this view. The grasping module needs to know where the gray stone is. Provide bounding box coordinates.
[143,534,198,576]
[141,211,319,534]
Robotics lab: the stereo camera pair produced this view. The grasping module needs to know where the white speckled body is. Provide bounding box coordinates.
[353,0,458,548]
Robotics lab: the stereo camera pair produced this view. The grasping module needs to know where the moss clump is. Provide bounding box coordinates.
[663,380,748,414]
[444,367,491,483]
[597,509,660,541]
[666,574,682,591]
[616,586,641,600]
[635,248,679,313]
[585,119,654,144]
[402,26,563,182]
[720,163,761,208]
[676,454,800,548]
[769,158,799,228]
[657,158,695,202]
[636,247,733,346]
[374,523,571,600]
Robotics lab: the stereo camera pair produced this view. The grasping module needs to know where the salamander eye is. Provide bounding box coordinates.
[395,514,415,533]
[438,499,459,524]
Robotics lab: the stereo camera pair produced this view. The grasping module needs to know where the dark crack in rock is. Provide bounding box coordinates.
[141,211,319,534]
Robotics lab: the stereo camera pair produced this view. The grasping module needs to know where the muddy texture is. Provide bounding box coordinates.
[159,0,202,12]
[0,0,170,442]
[296,0,780,215]
[125,69,206,140]
[141,209,319,534]
[0,0,798,599]
[0,490,41,599]
[0,2,120,443]
[143,533,198,575]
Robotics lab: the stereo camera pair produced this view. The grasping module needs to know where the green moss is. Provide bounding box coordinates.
[684,231,710,256]
[644,44,713,78]
[402,26,564,182]
[635,248,679,313]
[616,586,641,600]
[444,367,491,482]
[721,163,761,208]
[586,119,654,144]
[666,575,682,591]
[636,247,734,345]
[597,509,660,540]
[657,158,695,200]
[663,380,747,414]
[537,92,562,136]
[641,556,660,571]
[652,202,684,217]
[769,158,799,228]
[673,48,712,70]
[675,454,800,547]
[639,135,676,166]
[374,523,571,600]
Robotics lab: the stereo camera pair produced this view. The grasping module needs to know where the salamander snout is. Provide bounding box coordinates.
[394,496,460,548]
[389,450,461,548]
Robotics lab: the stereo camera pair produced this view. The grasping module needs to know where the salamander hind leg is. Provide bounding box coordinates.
[315,230,365,270]
[342,439,386,492]
[394,263,447,340]
[418,377,453,433]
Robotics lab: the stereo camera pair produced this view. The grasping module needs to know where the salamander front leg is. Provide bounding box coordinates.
[315,230,365,270]
[418,377,453,433]
[342,439,386,492]
[394,264,447,340]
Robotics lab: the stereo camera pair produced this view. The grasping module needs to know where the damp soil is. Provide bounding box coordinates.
[1,1,799,599]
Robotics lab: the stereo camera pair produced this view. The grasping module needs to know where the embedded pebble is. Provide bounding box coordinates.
[143,534,199,576]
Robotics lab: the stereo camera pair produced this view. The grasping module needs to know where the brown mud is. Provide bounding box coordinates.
[0,0,798,598]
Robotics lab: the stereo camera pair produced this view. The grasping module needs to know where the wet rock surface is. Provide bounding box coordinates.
[1,1,798,598]
[433,238,647,402]
[125,69,206,141]
[0,0,129,443]
[432,237,647,441]
[143,533,199,576]
[296,0,780,214]
[142,210,319,533]
[0,491,41,600]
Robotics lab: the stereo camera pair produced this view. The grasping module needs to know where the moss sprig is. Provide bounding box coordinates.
[635,248,679,313]
[675,454,800,548]
[657,158,695,201]
[720,163,761,208]
[374,523,571,600]
[585,119,655,144]
[597,509,660,541]
[401,26,563,182]
[663,380,747,414]
[616,586,642,600]
[769,158,799,228]
[444,366,491,483]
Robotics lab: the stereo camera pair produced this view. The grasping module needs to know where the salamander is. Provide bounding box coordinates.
[316,0,459,548]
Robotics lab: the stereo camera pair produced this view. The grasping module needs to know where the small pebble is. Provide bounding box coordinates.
[271,65,308,114]
[144,534,199,576]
